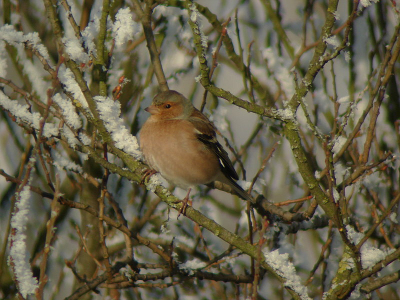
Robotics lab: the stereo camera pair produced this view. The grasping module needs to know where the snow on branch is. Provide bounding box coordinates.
[58,66,89,109]
[0,25,52,67]
[0,91,59,138]
[112,7,140,49]
[53,93,82,129]
[8,183,38,297]
[263,249,311,300]
[94,96,141,159]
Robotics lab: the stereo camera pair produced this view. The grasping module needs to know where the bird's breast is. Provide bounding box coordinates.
[140,120,220,188]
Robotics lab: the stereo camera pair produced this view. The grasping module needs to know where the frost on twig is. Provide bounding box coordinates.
[0,91,59,138]
[9,183,39,297]
[263,249,311,300]
[112,7,140,49]
[94,96,142,159]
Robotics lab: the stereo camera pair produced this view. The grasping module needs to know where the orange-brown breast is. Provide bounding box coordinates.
[140,118,220,189]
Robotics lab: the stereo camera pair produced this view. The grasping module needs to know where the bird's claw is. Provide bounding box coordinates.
[177,188,192,219]
[141,169,157,185]
[177,198,189,219]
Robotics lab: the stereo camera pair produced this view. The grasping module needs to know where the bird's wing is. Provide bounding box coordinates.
[188,109,239,181]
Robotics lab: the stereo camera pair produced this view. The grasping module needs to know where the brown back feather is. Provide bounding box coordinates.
[188,109,239,181]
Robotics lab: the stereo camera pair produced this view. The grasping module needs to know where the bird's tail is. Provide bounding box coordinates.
[230,179,254,203]
[217,176,254,203]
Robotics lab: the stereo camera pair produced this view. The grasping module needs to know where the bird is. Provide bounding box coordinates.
[139,90,253,215]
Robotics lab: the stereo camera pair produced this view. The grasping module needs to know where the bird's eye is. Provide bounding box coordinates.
[165,104,171,109]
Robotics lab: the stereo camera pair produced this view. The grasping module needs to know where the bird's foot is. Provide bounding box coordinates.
[141,169,158,185]
[177,188,192,219]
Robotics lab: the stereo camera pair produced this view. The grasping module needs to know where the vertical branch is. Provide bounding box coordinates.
[80,0,95,29]
[94,0,110,97]
[37,175,61,298]
[260,0,294,58]
[131,0,169,91]
[361,25,400,164]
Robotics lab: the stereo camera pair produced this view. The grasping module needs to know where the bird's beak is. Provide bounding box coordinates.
[145,105,159,115]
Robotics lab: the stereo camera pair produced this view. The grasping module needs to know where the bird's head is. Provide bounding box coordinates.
[145,90,194,120]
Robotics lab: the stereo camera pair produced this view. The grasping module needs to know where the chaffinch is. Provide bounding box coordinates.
[140,90,253,213]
